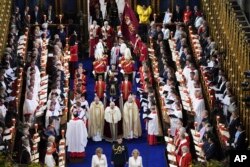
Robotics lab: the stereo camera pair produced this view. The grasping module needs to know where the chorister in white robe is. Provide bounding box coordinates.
[23,98,39,124]
[147,112,159,136]
[66,118,88,156]
[193,98,205,126]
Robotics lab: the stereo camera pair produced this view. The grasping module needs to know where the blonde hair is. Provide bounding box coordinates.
[132,149,140,156]
[48,135,55,143]
[95,147,103,154]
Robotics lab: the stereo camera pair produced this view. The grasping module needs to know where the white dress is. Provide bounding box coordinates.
[44,154,55,167]
[129,156,143,167]
[91,154,108,167]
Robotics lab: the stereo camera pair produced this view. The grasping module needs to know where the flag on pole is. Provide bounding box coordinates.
[121,2,139,43]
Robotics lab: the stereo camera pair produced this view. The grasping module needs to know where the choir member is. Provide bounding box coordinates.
[146,105,159,145]
[23,91,38,125]
[193,90,206,127]
[45,103,61,136]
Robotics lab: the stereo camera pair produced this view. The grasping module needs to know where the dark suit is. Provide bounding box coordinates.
[46,9,55,22]
[203,143,217,160]
[229,117,240,140]
[215,81,226,94]
[20,146,31,164]
[235,131,246,150]
[31,11,42,24]
[111,143,129,167]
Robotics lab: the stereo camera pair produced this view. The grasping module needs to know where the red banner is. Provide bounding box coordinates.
[121,3,139,43]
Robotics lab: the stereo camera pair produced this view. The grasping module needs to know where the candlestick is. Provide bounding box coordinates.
[59,14,62,24]
[61,130,65,138]
[43,15,47,22]
[12,118,16,127]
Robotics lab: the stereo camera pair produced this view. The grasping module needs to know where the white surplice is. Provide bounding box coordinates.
[66,119,88,153]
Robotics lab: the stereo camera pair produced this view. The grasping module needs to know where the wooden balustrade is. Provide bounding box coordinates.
[201,0,250,143]
[0,0,12,57]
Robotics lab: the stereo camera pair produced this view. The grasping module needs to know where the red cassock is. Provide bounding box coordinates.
[89,25,100,57]
[174,133,190,147]
[93,60,106,74]
[95,81,106,99]
[102,26,114,51]
[121,60,134,74]
[70,45,78,62]
[140,43,148,62]
[176,152,192,167]
[75,71,86,83]
[120,81,132,100]
[183,10,192,23]
[176,139,190,156]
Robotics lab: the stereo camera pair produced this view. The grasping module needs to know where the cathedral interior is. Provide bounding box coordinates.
[0,0,249,166]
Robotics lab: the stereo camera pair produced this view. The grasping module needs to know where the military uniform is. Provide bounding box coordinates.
[111,142,129,167]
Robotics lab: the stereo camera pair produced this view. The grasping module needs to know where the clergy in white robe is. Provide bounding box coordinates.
[123,95,142,139]
[23,91,39,125]
[103,102,122,142]
[147,106,159,145]
[110,43,120,65]
[89,96,105,141]
[66,112,88,158]
[192,90,206,126]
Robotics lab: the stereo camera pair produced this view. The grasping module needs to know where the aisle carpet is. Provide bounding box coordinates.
[68,58,167,167]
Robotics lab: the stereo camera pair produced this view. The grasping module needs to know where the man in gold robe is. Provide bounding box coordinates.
[123,95,142,139]
[88,96,105,141]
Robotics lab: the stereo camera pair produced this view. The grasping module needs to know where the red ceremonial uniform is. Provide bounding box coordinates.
[120,80,132,100]
[183,10,192,24]
[102,26,114,51]
[121,60,134,74]
[89,25,101,57]
[176,152,192,167]
[176,139,189,156]
[95,80,106,99]
[93,60,106,74]
[70,45,78,62]
[140,43,148,62]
